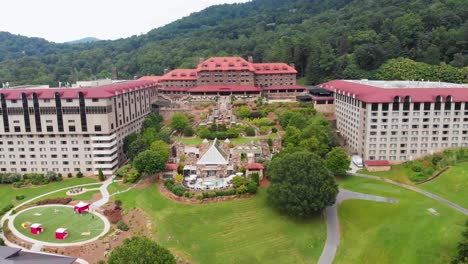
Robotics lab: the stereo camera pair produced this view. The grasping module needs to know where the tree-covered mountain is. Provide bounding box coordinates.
[66,37,101,44]
[0,0,466,86]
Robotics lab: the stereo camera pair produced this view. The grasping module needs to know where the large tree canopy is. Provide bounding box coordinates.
[267,151,338,218]
[326,147,351,177]
[133,150,167,175]
[108,236,175,264]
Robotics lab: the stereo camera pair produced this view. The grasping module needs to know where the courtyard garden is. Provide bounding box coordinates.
[12,205,106,244]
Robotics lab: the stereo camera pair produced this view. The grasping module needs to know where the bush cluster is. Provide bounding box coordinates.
[406,148,468,182]
[198,124,239,140]
[117,220,129,231]
[104,209,123,224]
[164,179,186,197]
[116,164,140,183]
[0,204,14,216]
[36,197,72,206]
[15,195,25,201]
[0,171,65,187]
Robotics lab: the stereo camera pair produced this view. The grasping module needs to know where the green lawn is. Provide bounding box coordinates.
[173,136,203,145]
[336,176,466,264]
[357,166,414,184]
[0,178,98,209]
[13,206,105,243]
[107,182,130,195]
[31,189,101,203]
[419,163,468,209]
[115,186,326,264]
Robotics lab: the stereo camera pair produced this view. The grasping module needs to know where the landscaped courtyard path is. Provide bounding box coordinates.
[0,176,118,264]
[318,188,397,264]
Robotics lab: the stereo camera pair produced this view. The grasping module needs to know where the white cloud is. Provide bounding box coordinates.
[0,0,250,43]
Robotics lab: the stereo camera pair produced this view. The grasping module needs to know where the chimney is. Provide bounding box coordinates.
[112,67,118,80]
[164,68,170,74]
[199,57,205,64]
[290,63,295,69]
[248,56,253,63]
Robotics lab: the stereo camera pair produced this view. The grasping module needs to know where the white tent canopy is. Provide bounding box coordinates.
[75,201,89,208]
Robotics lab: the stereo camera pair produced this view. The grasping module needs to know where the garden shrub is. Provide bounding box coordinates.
[36,198,72,206]
[250,173,260,186]
[117,221,129,231]
[409,172,426,182]
[411,163,423,172]
[183,127,195,137]
[246,182,258,194]
[104,209,123,224]
[12,181,24,188]
[0,238,4,246]
[67,173,73,178]
[259,126,270,135]
[245,127,255,136]
[196,195,203,200]
[76,171,84,178]
[15,195,25,201]
[0,204,14,216]
[236,185,248,195]
[271,127,278,133]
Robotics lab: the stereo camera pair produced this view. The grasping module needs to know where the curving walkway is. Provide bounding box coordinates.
[0,178,117,264]
[7,204,110,247]
[350,172,468,215]
[318,188,397,264]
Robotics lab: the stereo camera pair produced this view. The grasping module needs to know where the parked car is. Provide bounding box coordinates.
[351,155,364,168]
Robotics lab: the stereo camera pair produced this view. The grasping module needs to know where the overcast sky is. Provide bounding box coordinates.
[0,0,249,43]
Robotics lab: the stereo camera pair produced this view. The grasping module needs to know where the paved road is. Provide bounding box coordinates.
[350,172,468,215]
[318,188,397,264]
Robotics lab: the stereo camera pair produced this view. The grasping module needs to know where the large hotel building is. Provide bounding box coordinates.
[0,80,158,176]
[142,56,306,98]
[320,80,468,163]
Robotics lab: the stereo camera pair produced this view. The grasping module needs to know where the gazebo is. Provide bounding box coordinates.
[55,228,69,240]
[30,223,43,235]
[74,201,90,214]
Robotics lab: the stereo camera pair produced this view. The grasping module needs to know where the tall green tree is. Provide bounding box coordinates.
[326,147,351,177]
[133,150,167,175]
[108,236,175,264]
[170,113,190,132]
[267,151,338,218]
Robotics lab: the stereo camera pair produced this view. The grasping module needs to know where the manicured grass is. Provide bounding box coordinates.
[0,178,98,209]
[115,186,326,264]
[230,137,259,144]
[32,189,101,203]
[357,166,414,184]
[107,182,130,195]
[13,206,105,243]
[335,176,466,264]
[419,163,468,209]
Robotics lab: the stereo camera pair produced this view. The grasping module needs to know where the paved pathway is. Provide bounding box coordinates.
[350,172,468,215]
[318,188,397,264]
[0,179,115,264]
[91,176,114,209]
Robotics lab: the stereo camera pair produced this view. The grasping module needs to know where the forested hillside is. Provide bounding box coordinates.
[0,0,466,86]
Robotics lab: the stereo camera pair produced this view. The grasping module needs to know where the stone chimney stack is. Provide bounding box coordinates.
[112,66,118,80]
[164,68,169,74]
[290,63,295,69]
[248,56,254,63]
[199,57,205,64]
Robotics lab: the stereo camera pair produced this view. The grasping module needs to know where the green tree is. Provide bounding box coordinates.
[236,106,251,119]
[150,140,170,161]
[123,132,138,155]
[326,147,351,176]
[174,174,184,185]
[133,150,167,175]
[267,151,338,218]
[127,138,149,160]
[98,168,105,181]
[170,113,189,132]
[108,236,175,264]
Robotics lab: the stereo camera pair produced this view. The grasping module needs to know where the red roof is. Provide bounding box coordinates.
[365,160,391,166]
[246,163,265,170]
[320,80,468,103]
[197,57,255,72]
[138,76,163,82]
[161,69,198,81]
[189,85,262,93]
[263,85,305,90]
[165,163,178,171]
[253,63,297,74]
[0,80,157,100]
